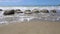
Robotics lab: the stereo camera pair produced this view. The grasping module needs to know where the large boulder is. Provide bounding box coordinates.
[0,9,3,11]
[24,10,32,14]
[3,9,15,15]
[15,9,23,13]
[50,10,56,13]
[32,9,40,13]
[40,9,49,13]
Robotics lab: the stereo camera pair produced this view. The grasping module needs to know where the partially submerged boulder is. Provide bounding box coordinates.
[3,9,15,15]
[50,10,56,13]
[15,9,23,13]
[32,9,40,13]
[24,10,32,14]
[0,9,3,11]
[40,9,49,13]
[16,9,21,11]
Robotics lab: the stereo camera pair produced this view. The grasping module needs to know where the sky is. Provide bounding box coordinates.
[0,0,60,6]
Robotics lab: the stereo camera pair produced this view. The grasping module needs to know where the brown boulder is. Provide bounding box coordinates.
[0,9,3,11]
[40,9,49,13]
[15,9,23,13]
[50,10,56,13]
[3,9,15,15]
[24,10,32,14]
[32,9,40,13]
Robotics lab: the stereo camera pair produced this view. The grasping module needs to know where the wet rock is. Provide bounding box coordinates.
[0,9,3,11]
[40,9,49,13]
[50,10,56,13]
[24,10,32,14]
[15,9,23,13]
[3,9,15,15]
[16,9,21,11]
[32,9,40,13]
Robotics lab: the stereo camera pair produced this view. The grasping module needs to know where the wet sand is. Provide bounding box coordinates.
[0,21,60,34]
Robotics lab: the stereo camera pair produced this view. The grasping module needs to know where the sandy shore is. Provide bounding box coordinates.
[0,21,60,34]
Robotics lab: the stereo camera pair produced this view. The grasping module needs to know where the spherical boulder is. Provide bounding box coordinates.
[40,9,49,13]
[32,9,40,13]
[24,10,32,14]
[15,9,23,13]
[3,9,15,15]
[0,9,3,11]
[50,10,56,13]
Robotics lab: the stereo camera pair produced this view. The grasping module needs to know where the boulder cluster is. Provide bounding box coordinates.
[0,9,56,15]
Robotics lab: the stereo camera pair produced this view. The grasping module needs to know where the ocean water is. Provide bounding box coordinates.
[0,6,60,24]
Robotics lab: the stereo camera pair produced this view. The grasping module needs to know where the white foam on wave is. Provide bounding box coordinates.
[0,15,60,24]
[0,6,60,10]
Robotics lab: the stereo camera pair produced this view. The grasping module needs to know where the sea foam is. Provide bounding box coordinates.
[0,6,60,24]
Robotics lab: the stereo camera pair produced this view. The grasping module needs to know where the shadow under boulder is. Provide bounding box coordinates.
[3,9,15,15]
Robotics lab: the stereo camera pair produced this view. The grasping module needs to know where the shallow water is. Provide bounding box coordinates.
[0,10,60,24]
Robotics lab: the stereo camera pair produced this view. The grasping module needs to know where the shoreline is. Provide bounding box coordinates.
[0,21,60,34]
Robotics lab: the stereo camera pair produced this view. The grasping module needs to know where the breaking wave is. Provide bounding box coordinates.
[0,6,60,24]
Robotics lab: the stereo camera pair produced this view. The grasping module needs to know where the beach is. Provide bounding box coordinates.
[0,21,60,34]
[0,6,60,34]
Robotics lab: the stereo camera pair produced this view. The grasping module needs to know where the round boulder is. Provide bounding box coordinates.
[40,9,49,13]
[3,9,15,15]
[15,9,23,13]
[0,9,3,11]
[50,10,56,13]
[24,10,32,14]
[32,9,40,13]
